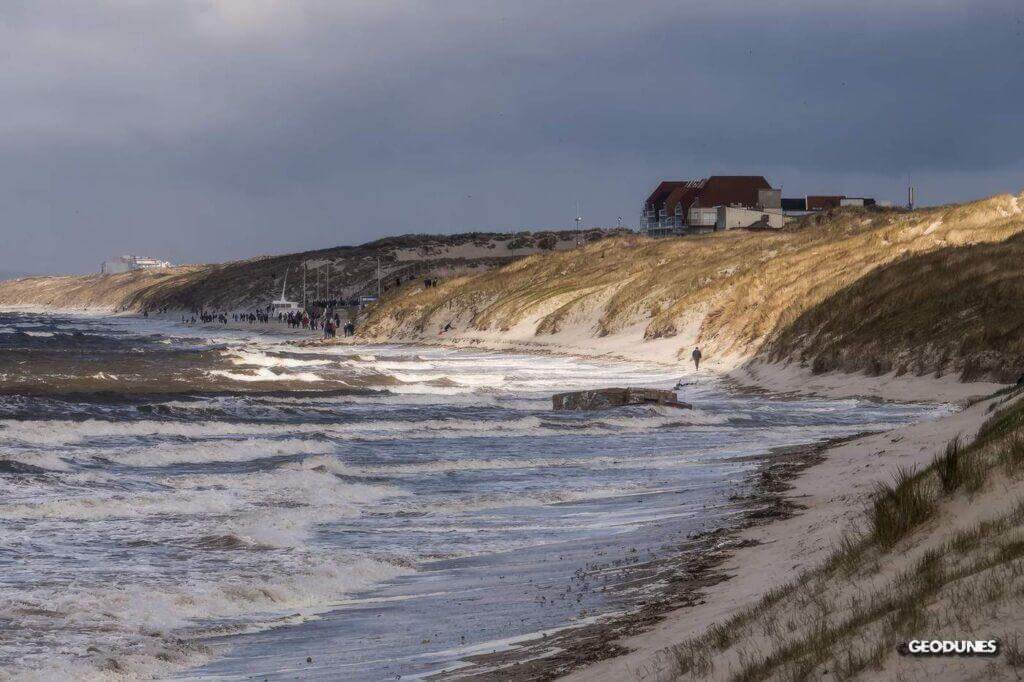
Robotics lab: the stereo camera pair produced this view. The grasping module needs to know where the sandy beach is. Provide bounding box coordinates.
[185,314,1015,679]
[3,308,1012,679]
[559,388,1003,681]
[321,331,1002,404]
[302,326,1011,679]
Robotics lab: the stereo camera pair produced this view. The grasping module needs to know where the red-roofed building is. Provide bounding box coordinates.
[641,176,780,235]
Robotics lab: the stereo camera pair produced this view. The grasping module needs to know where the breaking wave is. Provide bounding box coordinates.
[0,409,724,448]
[208,368,325,383]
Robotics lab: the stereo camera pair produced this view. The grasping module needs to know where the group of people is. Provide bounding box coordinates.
[181,310,228,325]
[181,310,265,325]
[282,309,357,338]
[319,318,357,338]
[174,305,356,339]
[234,311,272,323]
[137,270,461,340]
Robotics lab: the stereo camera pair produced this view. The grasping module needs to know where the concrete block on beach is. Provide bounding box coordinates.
[551,387,692,411]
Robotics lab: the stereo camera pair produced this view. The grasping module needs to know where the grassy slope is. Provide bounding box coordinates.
[665,388,1024,681]
[765,232,1024,382]
[361,192,1024,378]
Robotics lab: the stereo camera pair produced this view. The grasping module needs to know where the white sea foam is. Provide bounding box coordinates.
[0,321,947,681]
[387,383,479,395]
[388,484,650,516]
[209,368,324,382]
[0,451,74,471]
[0,409,725,448]
[0,554,411,680]
[225,349,332,368]
[353,452,699,476]
[97,438,332,467]
[0,464,402,522]
[368,360,436,371]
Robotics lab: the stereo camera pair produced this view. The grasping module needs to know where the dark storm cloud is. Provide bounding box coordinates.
[1,1,1021,273]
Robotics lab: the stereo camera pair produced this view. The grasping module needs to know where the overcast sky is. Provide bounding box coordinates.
[2,1,1022,274]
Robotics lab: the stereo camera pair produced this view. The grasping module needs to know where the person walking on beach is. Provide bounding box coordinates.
[691,347,702,371]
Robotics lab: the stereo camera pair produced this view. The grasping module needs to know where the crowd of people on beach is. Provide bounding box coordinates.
[175,304,357,339]
[135,273,448,338]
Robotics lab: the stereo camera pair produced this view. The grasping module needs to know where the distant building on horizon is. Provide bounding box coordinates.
[100,254,173,275]
[641,175,785,236]
[781,195,881,214]
[641,175,882,237]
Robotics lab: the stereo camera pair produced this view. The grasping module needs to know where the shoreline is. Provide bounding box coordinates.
[556,388,1005,682]
[3,307,1010,680]
[3,305,1005,404]
[444,434,869,681]
[315,334,1004,405]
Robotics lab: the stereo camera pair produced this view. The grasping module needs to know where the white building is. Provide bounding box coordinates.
[100,255,173,274]
[715,206,789,230]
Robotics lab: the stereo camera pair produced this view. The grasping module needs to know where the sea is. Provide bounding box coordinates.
[0,310,949,680]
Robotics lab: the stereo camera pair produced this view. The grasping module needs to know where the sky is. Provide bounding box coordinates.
[1,1,1022,274]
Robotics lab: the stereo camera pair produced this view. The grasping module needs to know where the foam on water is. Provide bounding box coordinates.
[209,367,325,382]
[226,349,333,368]
[0,553,412,679]
[0,311,949,679]
[0,409,729,449]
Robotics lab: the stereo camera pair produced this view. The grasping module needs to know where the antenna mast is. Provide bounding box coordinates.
[575,202,582,247]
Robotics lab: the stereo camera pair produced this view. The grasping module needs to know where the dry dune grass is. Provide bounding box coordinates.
[362,193,1024,372]
[0,267,208,310]
[765,231,1024,382]
[663,388,1024,681]
[5,194,1024,379]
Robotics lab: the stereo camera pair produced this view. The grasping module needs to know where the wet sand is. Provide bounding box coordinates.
[556,392,1002,682]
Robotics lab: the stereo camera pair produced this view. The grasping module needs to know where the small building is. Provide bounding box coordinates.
[641,176,787,236]
[100,254,173,274]
[806,195,846,211]
[717,205,788,230]
[783,195,877,216]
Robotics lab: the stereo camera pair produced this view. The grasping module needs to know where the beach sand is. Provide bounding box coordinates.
[559,388,1002,681]
[309,328,1011,679]
[10,308,1008,679]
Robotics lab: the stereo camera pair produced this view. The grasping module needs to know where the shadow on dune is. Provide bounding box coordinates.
[756,232,1024,384]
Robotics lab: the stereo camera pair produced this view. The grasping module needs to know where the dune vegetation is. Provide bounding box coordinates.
[4,193,1024,381]
[765,232,1024,382]
[361,192,1024,381]
[664,387,1024,681]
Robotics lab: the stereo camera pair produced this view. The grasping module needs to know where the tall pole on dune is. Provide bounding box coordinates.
[376,256,381,298]
[575,202,582,248]
[302,262,307,309]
